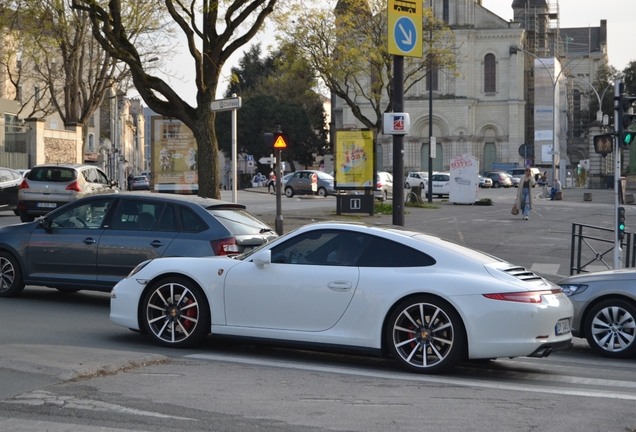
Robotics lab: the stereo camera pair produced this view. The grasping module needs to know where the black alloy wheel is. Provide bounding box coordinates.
[0,251,25,297]
[585,299,636,359]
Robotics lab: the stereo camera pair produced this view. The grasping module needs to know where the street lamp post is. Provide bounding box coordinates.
[512,47,589,185]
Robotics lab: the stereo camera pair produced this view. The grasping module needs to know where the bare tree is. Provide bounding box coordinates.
[0,0,172,155]
[72,0,278,198]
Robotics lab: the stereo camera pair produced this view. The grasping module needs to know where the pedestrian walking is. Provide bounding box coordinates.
[516,168,536,220]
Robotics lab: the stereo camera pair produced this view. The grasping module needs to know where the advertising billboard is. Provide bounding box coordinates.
[334,130,375,189]
[150,117,198,193]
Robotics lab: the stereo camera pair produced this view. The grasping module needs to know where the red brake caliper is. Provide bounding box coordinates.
[181,297,196,331]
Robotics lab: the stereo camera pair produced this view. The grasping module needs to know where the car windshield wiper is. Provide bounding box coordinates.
[259,228,275,233]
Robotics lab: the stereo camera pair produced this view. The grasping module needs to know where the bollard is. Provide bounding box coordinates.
[583,192,592,202]
[626,194,635,204]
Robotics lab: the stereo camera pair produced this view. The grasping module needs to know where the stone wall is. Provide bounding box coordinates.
[44,137,76,164]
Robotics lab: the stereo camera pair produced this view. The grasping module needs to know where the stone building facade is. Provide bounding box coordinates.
[333,0,527,174]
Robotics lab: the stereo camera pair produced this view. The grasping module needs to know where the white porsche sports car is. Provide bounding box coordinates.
[110,222,573,374]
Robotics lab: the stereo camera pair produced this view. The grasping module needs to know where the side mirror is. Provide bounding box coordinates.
[40,217,52,229]
[252,249,271,269]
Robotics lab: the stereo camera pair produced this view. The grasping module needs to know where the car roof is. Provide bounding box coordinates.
[80,192,247,210]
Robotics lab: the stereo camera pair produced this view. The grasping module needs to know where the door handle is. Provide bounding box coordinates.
[327,281,352,292]
[150,240,164,248]
[83,238,96,244]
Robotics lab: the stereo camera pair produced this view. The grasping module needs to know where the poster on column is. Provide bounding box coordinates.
[449,154,478,204]
[334,130,375,189]
[151,116,198,194]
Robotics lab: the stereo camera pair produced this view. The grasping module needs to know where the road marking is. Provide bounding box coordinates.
[186,353,636,401]
[3,390,196,421]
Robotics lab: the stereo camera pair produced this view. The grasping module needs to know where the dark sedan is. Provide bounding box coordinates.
[0,167,22,214]
[0,193,277,297]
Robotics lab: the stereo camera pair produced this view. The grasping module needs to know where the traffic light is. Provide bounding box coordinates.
[618,206,626,241]
[619,93,636,146]
[272,132,289,149]
[264,133,273,147]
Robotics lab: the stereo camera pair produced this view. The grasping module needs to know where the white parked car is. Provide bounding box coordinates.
[110,222,573,374]
[404,171,428,189]
[375,171,393,200]
[424,172,450,198]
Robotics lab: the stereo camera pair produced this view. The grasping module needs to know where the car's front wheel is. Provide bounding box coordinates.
[141,277,210,348]
[386,295,465,373]
[0,251,25,298]
[584,299,636,359]
[285,187,294,198]
[405,182,411,189]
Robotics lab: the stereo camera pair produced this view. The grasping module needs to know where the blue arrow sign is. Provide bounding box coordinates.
[394,16,416,53]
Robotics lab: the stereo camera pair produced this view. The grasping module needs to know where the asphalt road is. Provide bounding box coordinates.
[1,186,635,431]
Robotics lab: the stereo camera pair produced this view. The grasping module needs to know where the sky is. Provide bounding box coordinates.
[146,0,636,106]
[481,0,635,72]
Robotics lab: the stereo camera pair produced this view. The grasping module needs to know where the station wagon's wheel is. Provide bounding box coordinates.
[318,187,328,197]
[0,251,25,298]
[141,277,210,348]
[19,213,35,223]
[584,299,636,359]
[493,182,501,188]
[386,295,465,373]
[382,190,388,201]
[285,187,294,198]
[405,182,411,188]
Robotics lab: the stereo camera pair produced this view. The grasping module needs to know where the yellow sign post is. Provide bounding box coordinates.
[387,0,423,58]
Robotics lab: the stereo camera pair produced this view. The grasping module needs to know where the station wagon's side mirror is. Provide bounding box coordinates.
[252,250,271,269]
[110,180,117,188]
[40,217,52,229]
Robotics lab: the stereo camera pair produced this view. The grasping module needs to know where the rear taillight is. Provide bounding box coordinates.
[66,181,82,192]
[19,180,29,189]
[483,289,562,304]
[210,237,239,256]
[377,182,383,188]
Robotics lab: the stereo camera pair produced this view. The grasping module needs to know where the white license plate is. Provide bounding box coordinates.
[556,318,571,335]
[37,202,57,208]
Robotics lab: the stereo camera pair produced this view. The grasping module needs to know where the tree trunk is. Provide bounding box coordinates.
[190,113,221,199]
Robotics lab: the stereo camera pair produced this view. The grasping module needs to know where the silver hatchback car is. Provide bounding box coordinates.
[17,164,118,222]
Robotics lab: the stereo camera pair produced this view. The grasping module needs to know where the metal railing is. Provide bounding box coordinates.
[570,223,634,275]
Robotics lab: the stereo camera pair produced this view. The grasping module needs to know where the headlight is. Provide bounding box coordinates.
[127,260,152,278]
[559,284,588,296]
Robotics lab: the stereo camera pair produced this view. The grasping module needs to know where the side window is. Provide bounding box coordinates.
[179,206,208,233]
[83,168,97,183]
[95,169,109,184]
[358,236,436,268]
[157,204,177,232]
[0,169,9,182]
[49,198,114,229]
[113,200,165,231]
[269,230,371,266]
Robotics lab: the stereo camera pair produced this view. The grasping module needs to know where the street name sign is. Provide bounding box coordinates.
[210,97,242,112]
[387,0,422,57]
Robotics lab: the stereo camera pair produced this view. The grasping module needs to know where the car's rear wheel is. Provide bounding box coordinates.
[317,187,327,197]
[0,251,25,298]
[285,187,294,198]
[585,299,636,359]
[19,213,35,222]
[493,182,501,188]
[405,182,411,188]
[386,295,465,373]
[141,277,210,348]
